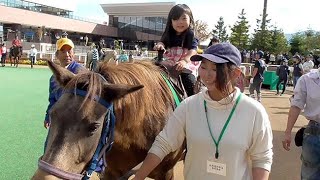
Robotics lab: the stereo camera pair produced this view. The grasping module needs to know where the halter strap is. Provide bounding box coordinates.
[38,157,84,180]
[40,84,116,179]
[65,89,112,109]
[65,88,116,179]
[83,106,115,179]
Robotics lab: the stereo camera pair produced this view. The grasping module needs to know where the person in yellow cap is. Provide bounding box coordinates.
[43,38,84,129]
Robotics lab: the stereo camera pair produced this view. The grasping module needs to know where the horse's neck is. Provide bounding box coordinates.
[32,169,61,180]
[13,47,21,56]
[113,101,171,149]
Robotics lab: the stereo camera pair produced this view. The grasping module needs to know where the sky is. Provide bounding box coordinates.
[70,0,319,35]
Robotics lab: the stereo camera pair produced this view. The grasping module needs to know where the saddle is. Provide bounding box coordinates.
[155,50,188,102]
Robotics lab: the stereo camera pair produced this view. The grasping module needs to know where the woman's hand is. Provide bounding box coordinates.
[176,60,187,71]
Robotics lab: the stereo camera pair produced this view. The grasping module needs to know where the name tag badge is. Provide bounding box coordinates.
[207,160,227,176]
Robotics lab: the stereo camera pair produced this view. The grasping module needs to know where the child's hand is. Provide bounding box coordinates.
[175,60,187,71]
[154,43,165,51]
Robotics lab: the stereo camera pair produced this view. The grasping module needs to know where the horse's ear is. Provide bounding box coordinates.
[47,60,74,87]
[103,84,144,100]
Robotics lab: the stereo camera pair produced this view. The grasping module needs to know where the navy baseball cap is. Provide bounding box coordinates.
[191,43,241,66]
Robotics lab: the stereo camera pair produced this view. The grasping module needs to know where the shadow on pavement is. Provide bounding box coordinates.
[270,130,301,180]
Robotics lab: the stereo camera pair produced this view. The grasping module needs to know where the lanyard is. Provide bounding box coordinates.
[204,93,242,159]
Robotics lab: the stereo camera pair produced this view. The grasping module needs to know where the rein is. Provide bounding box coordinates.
[38,78,116,180]
[160,73,182,107]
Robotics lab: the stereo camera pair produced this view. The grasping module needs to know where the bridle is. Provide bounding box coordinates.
[38,74,116,180]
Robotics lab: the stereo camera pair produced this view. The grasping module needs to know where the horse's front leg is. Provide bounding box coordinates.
[16,57,19,67]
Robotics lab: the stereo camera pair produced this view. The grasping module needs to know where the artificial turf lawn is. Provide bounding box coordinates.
[0,66,52,179]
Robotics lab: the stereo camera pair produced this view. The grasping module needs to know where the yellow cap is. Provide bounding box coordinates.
[56,38,74,50]
[197,47,203,54]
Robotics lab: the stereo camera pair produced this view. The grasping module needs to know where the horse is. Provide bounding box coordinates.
[32,60,185,180]
[86,49,118,69]
[10,46,22,67]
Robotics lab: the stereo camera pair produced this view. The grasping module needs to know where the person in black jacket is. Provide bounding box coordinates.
[249,50,266,102]
[292,55,304,88]
[276,59,290,95]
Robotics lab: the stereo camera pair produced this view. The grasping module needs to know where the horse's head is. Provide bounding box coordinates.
[32,61,143,179]
[102,49,117,63]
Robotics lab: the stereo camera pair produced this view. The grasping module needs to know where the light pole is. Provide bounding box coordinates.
[261,0,268,31]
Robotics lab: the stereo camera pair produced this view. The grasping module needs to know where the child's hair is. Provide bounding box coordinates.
[160,4,195,49]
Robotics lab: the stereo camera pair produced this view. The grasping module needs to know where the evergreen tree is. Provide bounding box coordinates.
[211,17,229,42]
[289,31,320,56]
[250,14,272,52]
[270,26,288,55]
[290,33,304,55]
[229,9,250,50]
[315,32,320,48]
[303,29,319,54]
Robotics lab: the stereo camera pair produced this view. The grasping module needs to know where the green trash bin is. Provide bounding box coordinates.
[263,71,283,90]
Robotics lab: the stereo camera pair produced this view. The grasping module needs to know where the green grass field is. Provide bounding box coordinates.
[0,66,52,179]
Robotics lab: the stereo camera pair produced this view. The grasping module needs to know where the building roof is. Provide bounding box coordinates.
[23,0,75,12]
[0,5,117,37]
[100,2,175,17]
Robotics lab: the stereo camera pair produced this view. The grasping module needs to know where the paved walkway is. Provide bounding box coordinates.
[172,88,306,180]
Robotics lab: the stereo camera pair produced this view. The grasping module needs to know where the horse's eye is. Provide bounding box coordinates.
[87,123,100,134]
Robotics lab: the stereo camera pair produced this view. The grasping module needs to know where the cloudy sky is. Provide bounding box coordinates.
[71,0,318,34]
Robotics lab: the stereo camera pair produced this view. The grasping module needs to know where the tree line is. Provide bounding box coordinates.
[194,9,320,57]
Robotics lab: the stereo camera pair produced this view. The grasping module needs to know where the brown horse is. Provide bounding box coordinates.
[86,49,118,69]
[32,60,185,180]
[10,46,22,67]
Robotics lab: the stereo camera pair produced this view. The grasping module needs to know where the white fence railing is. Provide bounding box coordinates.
[21,50,87,64]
